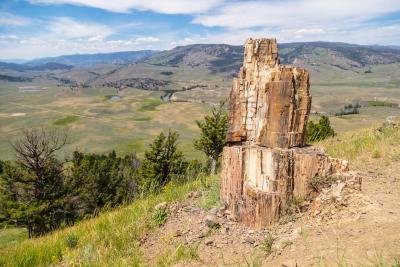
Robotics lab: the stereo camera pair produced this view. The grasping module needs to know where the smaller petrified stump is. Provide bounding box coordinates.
[221,38,349,228]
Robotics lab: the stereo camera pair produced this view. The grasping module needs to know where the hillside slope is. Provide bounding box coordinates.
[1,122,400,266]
[143,42,400,77]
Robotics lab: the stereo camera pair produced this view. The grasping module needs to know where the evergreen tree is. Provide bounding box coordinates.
[0,128,69,237]
[193,102,228,174]
[66,151,139,220]
[306,116,336,142]
[139,131,187,192]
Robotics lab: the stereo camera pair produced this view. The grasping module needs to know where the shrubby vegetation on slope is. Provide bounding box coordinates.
[306,116,336,142]
[193,102,228,174]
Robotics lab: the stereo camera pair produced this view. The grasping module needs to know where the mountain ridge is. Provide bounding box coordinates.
[26,50,159,67]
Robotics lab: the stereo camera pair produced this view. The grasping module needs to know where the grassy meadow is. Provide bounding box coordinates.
[0,82,210,161]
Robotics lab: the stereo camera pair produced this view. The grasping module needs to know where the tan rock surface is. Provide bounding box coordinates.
[227,38,311,148]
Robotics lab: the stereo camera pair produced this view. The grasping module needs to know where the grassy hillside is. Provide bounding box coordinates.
[1,122,399,266]
[0,174,219,267]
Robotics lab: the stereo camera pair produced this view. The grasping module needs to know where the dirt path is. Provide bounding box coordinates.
[140,159,400,266]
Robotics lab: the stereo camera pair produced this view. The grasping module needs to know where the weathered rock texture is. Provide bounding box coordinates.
[221,38,351,228]
[227,39,311,148]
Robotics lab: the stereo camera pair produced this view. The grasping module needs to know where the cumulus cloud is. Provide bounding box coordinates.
[193,0,400,29]
[28,0,222,14]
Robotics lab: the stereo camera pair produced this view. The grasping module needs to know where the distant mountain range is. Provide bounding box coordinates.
[0,61,73,72]
[144,42,400,74]
[26,50,158,67]
[1,41,400,86]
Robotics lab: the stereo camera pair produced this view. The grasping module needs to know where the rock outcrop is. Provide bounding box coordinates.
[221,38,352,228]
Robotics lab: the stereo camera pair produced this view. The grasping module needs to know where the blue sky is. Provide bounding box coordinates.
[1,0,400,59]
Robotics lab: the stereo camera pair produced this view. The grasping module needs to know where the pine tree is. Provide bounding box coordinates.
[193,102,228,174]
[0,128,69,237]
[306,116,336,142]
[139,131,187,193]
[66,151,139,220]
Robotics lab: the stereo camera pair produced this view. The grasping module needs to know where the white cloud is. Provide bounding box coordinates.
[0,34,19,40]
[135,36,160,43]
[28,0,222,14]
[193,0,400,29]
[0,12,30,26]
[88,35,106,42]
[294,28,325,35]
[170,37,196,46]
[47,17,114,39]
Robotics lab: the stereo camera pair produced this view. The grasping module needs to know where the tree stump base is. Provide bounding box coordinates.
[220,145,349,228]
[221,38,354,228]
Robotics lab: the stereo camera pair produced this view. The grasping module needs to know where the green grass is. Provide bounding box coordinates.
[318,122,400,161]
[197,175,220,210]
[0,175,219,266]
[260,233,274,255]
[151,208,168,227]
[364,100,399,108]
[53,115,80,126]
[156,243,199,267]
[138,98,163,112]
[0,227,28,249]
[133,116,151,122]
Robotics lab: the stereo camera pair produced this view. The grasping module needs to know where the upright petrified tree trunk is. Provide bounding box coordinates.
[221,38,349,228]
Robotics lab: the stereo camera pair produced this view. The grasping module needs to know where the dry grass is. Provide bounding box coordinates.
[317,123,400,163]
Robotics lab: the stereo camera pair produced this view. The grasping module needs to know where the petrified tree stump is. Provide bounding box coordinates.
[221,38,349,228]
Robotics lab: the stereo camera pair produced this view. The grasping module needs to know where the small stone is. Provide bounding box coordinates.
[209,207,218,215]
[245,237,255,244]
[204,214,220,228]
[221,226,230,234]
[205,239,213,246]
[193,191,202,198]
[173,230,182,237]
[154,202,167,210]
[248,230,255,234]
[197,229,208,239]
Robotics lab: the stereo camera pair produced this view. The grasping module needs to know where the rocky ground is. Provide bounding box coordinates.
[140,160,400,266]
